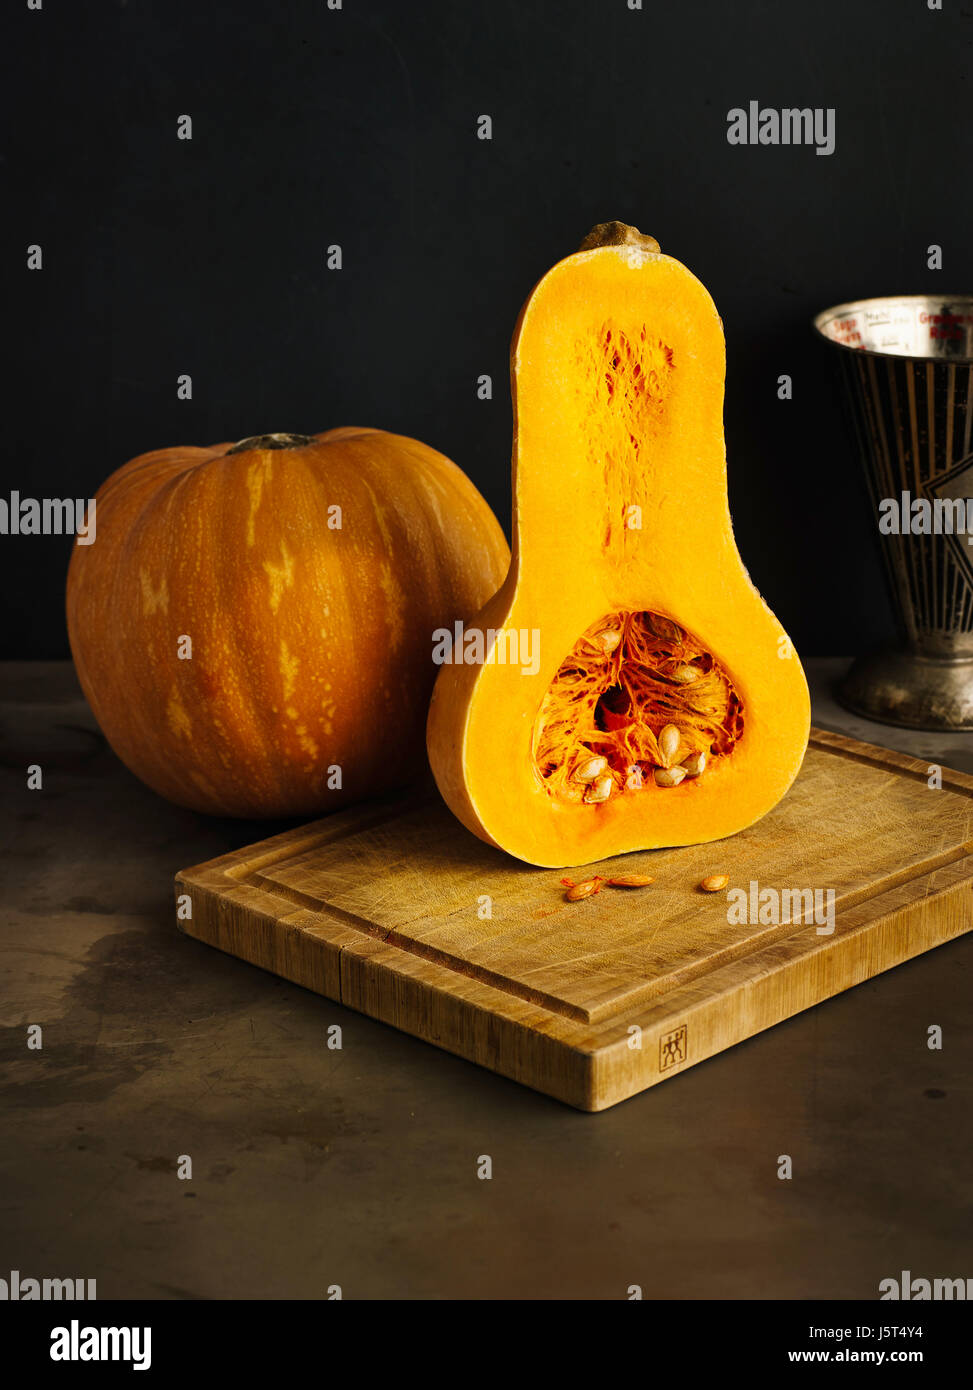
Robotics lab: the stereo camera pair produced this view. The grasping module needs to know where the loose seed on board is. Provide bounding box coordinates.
[606,874,655,888]
[584,775,614,803]
[658,724,681,766]
[561,876,604,901]
[681,750,707,777]
[672,664,699,684]
[572,754,608,783]
[654,766,687,787]
[699,874,729,892]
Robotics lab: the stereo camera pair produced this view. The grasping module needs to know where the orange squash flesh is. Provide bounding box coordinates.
[427,227,810,868]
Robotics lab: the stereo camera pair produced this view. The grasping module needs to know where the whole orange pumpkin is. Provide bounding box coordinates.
[66,428,509,817]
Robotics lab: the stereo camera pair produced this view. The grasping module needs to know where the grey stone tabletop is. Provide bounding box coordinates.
[1,659,970,1300]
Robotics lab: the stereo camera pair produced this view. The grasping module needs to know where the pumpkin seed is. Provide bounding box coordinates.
[649,614,682,642]
[672,664,698,684]
[583,627,621,656]
[681,750,707,777]
[606,874,655,888]
[654,766,687,788]
[595,628,622,653]
[658,723,681,766]
[572,754,608,783]
[563,877,603,901]
[699,874,729,892]
[584,774,614,803]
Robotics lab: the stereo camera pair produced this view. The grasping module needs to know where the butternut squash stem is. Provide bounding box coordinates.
[578,222,661,253]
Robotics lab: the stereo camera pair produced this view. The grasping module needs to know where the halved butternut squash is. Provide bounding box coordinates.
[427,222,810,868]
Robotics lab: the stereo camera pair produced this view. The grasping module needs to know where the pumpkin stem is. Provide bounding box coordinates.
[226,433,314,454]
[578,222,660,253]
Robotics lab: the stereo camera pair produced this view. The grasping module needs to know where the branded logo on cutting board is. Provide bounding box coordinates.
[659,1024,688,1071]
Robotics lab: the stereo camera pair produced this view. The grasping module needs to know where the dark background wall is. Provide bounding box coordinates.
[4,0,970,658]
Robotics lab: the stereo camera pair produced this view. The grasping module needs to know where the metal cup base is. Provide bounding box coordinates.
[837,648,973,731]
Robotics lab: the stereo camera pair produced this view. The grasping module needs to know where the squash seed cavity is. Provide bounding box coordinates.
[533,610,743,805]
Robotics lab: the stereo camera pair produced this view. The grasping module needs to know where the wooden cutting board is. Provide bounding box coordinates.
[175,729,973,1110]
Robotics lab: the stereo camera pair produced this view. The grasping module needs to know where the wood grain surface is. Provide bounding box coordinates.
[176,729,973,1110]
